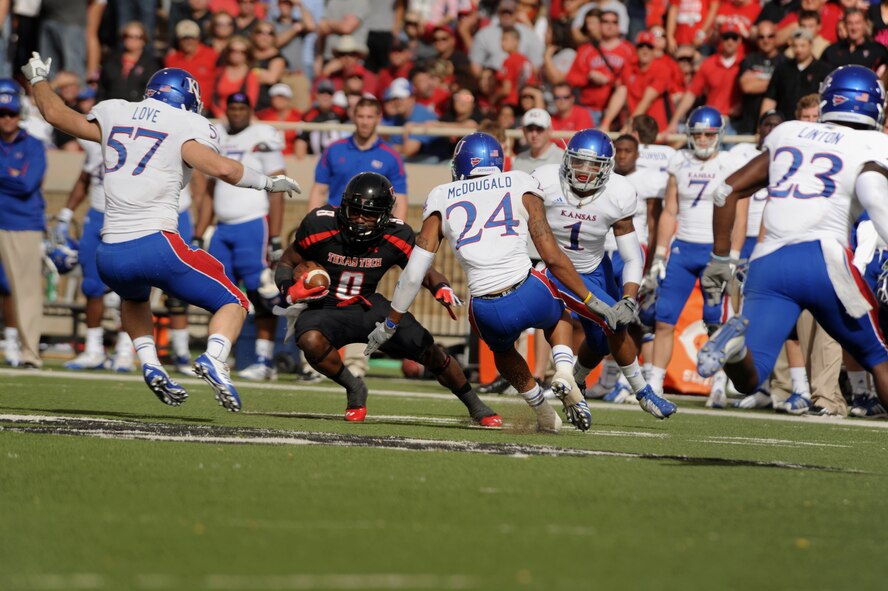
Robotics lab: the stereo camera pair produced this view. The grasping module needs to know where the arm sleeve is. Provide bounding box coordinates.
[390,246,436,314]
[856,169,888,247]
[615,231,644,287]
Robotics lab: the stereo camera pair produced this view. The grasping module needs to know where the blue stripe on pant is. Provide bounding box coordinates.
[656,239,726,326]
[743,241,888,382]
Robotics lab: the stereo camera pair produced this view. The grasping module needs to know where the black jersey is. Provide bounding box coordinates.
[293,206,415,308]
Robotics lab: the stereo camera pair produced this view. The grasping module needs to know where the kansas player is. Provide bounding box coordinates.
[274,172,502,427]
[366,132,610,433]
[645,106,741,399]
[194,93,285,382]
[23,54,300,411]
[533,130,677,419]
[698,65,888,414]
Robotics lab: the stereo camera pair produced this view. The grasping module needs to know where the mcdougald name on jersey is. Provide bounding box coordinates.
[447,175,512,198]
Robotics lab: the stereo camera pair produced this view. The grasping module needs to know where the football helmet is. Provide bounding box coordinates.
[48,238,79,274]
[559,129,614,203]
[686,106,724,159]
[144,68,203,113]
[338,172,395,247]
[451,132,504,181]
[819,65,886,130]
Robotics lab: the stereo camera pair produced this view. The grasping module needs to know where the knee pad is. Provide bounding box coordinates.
[165,294,188,315]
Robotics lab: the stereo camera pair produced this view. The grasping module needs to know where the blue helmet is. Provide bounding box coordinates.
[559,129,614,202]
[819,65,886,130]
[451,132,504,181]
[144,68,203,113]
[686,106,724,158]
[48,238,79,275]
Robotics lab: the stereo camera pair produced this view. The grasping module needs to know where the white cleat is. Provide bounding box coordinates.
[534,402,563,433]
[110,354,135,373]
[551,371,592,431]
[64,351,107,371]
[238,362,278,381]
[706,371,728,408]
[583,381,615,400]
[733,390,773,409]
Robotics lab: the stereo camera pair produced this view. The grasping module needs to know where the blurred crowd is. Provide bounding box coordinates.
[2,0,888,162]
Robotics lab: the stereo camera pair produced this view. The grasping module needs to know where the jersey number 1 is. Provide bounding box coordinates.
[446,193,520,250]
[106,126,169,176]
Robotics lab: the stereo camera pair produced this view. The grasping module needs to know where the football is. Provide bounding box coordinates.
[294,261,331,289]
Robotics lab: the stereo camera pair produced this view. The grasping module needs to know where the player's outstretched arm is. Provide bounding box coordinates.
[23,53,101,143]
[181,140,302,197]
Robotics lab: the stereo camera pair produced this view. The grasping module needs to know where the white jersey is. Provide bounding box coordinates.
[730,142,767,238]
[534,164,637,274]
[424,170,542,296]
[213,124,286,224]
[668,149,742,244]
[78,138,106,212]
[638,143,676,174]
[87,98,220,243]
[756,120,888,259]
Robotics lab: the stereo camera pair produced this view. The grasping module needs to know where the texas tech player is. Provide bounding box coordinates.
[275,172,501,426]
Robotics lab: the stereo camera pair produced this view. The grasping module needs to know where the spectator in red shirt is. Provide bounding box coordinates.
[600,31,673,132]
[550,81,594,144]
[713,0,761,44]
[210,36,259,118]
[256,83,302,155]
[320,36,377,95]
[565,9,635,123]
[493,28,537,108]
[666,21,742,135]
[410,64,451,117]
[666,0,719,53]
[776,0,843,46]
[164,20,219,111]
[376,39,414,99]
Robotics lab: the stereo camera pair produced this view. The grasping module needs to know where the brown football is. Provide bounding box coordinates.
[294,261,331,289]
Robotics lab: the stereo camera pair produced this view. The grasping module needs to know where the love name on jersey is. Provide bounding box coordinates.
[795,126,845,145]
[326,253,383,268]
[559,209,597,221]
[447,175,512,199]
[131,106,161,123]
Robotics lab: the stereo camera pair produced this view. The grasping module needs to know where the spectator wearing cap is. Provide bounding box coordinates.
[666,21,744,136]
[469,0,544,77]
[785,10,830,60]
[211,36,260,118]
[760,27,831,122]
[776,0,842,47]
[572,0,631,40]
[295,79,348,158]
[736,20,786,135]
[712,0,761,45]
[0,86,47,369]
[165,20,220,110]
[251,22,289,110]
[565,9,635,126]
[382,78,447,163]
[665,0,719,53]
[513,108,564,174]
[409,64,451,117]
[600,30,674,133]
[550,81,594,140]
[322,36,377,95]
[270,0,317,79]
[309,97,407,217]
[318,0,370,62]
[492,28,537,110]
[98,22,160,103]
[257,84,303,154]
[430,24,471,85]
[376,39,416,98]
[822,9,888,71]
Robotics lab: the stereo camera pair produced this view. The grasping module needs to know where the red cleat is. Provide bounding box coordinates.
[478,414,503,428]
[344,406,367,422]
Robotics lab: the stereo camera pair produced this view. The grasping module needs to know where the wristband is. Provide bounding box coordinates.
[729,249,741,261]
[269,236,283,249]
[384,317,398,329]
[582,292,593,304]
[235,165,271,190]
[654,245,667,257]
[710,253,732,261]
[58,208,74,223]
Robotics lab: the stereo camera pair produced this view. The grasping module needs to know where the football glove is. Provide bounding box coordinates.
[22,52,52,85]
[433,283,463,320]
[701,253,735,307]
[265,175,302,198]
[611,296,638,328]
[365,317,398,356]
[643,253,667,292]
[584,293,619,331]
[877,260,888,307]
[267,236,283,264]
[712,181,733,207]
[286,281,328,304]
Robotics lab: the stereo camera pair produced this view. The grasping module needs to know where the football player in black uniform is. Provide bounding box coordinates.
[275,172,502,426]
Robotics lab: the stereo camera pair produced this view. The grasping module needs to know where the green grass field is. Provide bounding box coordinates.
[2,365,888,591]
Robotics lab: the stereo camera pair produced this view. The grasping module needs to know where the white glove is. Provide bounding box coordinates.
[712,181,733,208]
[364,317,398,356]
[584,294,619,331]
[643,253,667,292]
[265,175,302,198]
[22,52,52,85]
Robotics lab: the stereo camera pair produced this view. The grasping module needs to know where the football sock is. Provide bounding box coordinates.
[551,345,574,375]
[169,328,190,358]
[597,358,620,388]
[574,361,593,386]
[619,360,647,395]
[789,367,811,398]
[334,365,368,408]
[256,338,274,363]
[4,327,19,348]
[206,334,232,362]
[520,383,546,407]
[85,327,104,356]
[848,370,868,396]
[134,336,161,368]
[648,366,666,393]
[642,362,653,381]
[453,382,495,419]
[115,331,133,356]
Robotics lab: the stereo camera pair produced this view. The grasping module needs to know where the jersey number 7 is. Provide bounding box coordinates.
[106,126,169,176]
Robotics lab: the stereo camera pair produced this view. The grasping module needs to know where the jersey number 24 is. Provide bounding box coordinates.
[446,193,520,250]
